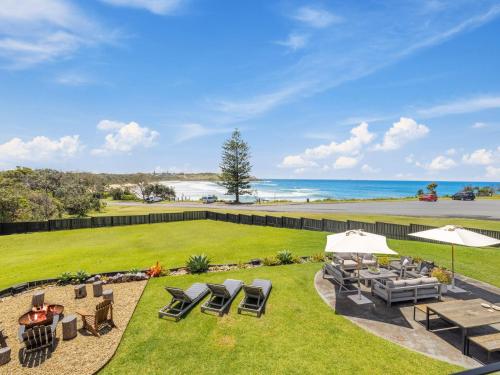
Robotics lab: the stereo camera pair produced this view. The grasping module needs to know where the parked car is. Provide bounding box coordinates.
[201,195,217,204]
[452,191,475,201]
[145,196,163,203]
[419,193,438,202]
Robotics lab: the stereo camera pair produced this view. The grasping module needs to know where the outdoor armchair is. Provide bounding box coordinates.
[322,263,359,294]
[18,315,59,354]
[76,299,116,337]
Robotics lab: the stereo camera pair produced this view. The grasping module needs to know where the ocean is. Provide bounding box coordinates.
[162,179,499,202]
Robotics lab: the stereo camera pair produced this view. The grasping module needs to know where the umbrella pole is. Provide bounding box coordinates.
[357,252,361,300]
[451,244,455,288]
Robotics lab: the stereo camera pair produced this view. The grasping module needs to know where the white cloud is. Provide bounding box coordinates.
[418,96,500,118]
[485,166,500,179]
[445,148,457,156]
[92,120,159,155]
[303,122,375,159]
[462,148,495,165]
[0,0,115,68]
[421,155,457,171]
[99,0,183,15]
[361,164,380,173]
[292,6,341,28]
[175,123,231,143]
[280,122,375,171]
[472,122,488,129]
[374,117,429,151]
[55,72,93,86]
[334,156,359,169]
[0,135,82,162]
[275,33,308,51]
[405,154,415,163]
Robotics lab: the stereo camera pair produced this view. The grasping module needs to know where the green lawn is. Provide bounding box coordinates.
[95,202,500,231]
[1,220,499,291]
[101,263,460,375]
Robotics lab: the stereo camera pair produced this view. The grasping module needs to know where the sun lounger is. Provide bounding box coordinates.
[159,283,209,321]
[201,279,243,316]
[238,279,272,317]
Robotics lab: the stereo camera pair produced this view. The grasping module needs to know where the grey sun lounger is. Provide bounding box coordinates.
[201,279,243,316]
[159,283,209,321]
[238,279,272,317]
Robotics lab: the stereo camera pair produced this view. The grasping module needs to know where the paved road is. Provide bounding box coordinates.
[110,199,500,220]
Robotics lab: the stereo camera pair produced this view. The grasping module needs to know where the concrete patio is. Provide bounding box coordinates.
[314,270,500,369]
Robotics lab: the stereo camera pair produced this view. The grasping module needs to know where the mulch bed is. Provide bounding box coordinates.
[0,280,147,375]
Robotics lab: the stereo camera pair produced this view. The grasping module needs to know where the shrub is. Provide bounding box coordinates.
[74,270,89,283]
[129,267,141,274]
[276,250,294,265]
[262,256,280,266]
[311,253,326,263]
[59,272,73,284]
[147,261,164,277]
[292,255,303,264]
[431,267,452,284]
[413,256,423,264]
[186,254,210,273]
[378,256,390,267]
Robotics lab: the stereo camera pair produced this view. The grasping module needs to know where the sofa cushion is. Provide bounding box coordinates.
[387,280,406,288]
[420,277,439,284]
[362,259,377,266]
[342,259,358,268]
[405,279,422,286]
[420,266,428,275]
[336,253,353,260]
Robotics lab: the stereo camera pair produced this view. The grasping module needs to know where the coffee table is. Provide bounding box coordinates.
[359,268,399,286]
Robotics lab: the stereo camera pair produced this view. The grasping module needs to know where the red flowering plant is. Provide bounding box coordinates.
[147,261,164,277]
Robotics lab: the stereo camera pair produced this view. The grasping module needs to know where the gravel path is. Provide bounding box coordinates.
[0,281,147,375]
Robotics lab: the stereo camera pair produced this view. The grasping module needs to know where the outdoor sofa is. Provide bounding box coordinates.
[333,253,377,271]
[405,261,436,278]
[371,277,442,306]
[322,263,358,294]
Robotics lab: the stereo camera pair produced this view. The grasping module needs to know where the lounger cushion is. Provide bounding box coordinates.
[185,283,209,300]
[223,279,243,296]
[251,279,272,296]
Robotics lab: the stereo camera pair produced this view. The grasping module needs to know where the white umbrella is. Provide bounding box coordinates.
[409,225,500,293]
[325,229,398,304]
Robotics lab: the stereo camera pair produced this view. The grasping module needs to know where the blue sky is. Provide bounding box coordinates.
[1,0,500,181]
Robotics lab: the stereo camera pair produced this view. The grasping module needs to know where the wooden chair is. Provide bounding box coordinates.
[18,316,59,354]
[76,300,116,337]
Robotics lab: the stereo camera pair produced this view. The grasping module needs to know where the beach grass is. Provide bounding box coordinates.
[101,263,460,375]
[1,220,499,290]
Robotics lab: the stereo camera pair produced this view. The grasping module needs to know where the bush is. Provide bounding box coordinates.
[262,256,280,266]
[413,256,423,264]
[59,271,73,284]
[378,256,390,267]
[129,267,141,274]
[292,255,303,264]
[311,253,326,263]
[431,267,452,284]
[74,270,89,283]
[276,250,294,265]
[186,254,210,273]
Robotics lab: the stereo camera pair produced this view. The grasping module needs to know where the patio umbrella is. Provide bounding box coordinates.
[408,225,500,293]
[325,229,398,304]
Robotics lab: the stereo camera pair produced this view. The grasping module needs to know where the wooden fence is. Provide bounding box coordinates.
[1,210,499,245]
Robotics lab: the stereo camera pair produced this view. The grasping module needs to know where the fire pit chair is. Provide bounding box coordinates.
[18,315,59,354]
[76,300,116,337]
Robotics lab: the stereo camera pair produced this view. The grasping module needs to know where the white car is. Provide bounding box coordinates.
[201,195,217,203]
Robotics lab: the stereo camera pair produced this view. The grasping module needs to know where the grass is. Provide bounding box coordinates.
[94,202,500,231]
[1,220,500,290]
[101,263,460,375]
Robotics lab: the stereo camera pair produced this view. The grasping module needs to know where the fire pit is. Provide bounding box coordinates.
[18,304,64,329]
